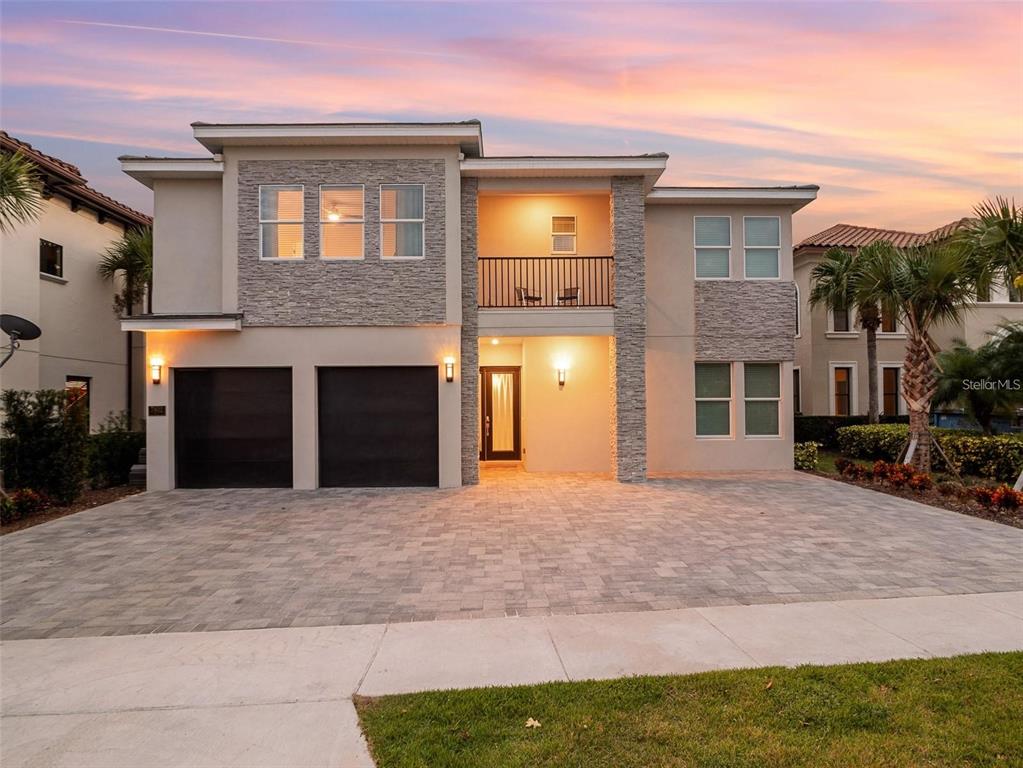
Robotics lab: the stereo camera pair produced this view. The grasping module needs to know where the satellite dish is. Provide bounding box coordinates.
[0,314,42,369]
[1,314,42,341]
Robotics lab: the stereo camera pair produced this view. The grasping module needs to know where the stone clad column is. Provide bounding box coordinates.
[460,177,480,485]
[609,177,647,482]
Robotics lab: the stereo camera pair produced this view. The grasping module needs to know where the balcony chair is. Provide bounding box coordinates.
[557,287,580,306]
[515,286,543,306]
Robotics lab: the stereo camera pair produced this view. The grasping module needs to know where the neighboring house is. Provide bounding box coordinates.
[0,132,150,431]
[794,221,1023,418]
[118,120,818,490]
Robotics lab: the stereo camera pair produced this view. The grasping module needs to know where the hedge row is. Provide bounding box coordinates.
[1,431,144,492]
[794,415,909,448]
[836,424,1023,483]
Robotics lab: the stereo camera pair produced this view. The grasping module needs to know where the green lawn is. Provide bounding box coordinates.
[356,652,1023,768]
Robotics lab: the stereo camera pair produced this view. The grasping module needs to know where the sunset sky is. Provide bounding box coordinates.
[2,1,1020,240]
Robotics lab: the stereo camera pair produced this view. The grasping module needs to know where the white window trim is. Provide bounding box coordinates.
[258,184,305,261]
[878,362,906,416]
[694,362,734,439]
[828,361,858,416]
[743,362,782,439]
[379,183,426,261]
[827,304,858,337]
[693,215,731,280]
[318,183,365,260]
[793,365,802,416]
[877,307,907,337]
[742,215,781,280]
[794,283,801,338]
[550,215,577,255]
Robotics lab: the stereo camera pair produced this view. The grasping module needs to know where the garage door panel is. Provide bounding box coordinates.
[175,368,293,488]
[318,367,438,487]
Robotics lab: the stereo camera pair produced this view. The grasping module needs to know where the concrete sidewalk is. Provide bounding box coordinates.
[3,591,1022,767]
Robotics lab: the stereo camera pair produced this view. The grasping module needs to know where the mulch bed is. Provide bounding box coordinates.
[1,486,142,535]
[812,471,1023,529]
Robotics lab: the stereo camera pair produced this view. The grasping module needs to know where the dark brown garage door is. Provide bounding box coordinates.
[175,368,293,488]
[318,366,438,487]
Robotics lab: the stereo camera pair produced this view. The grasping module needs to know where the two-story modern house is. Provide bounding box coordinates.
[119,120,817,489]
[1,132,150,430]
[794,221,1023,418]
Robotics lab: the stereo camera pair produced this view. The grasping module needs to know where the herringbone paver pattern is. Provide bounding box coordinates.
[2,470,1020,639]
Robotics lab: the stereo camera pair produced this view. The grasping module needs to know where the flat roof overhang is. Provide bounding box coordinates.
[461,155,668,192]
[191,121,484,157]
[647,186,819,211]
[120,313,242,332]
[119,157,225,189]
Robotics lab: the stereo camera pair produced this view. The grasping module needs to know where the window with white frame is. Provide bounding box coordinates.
[259,185,304,259]
[380,184,424,259]
[744,216,780,278]
[320,185,364,259]
[880,306,900,333]
[694,216,730,279]
[793,367,802,415]
[695,362,731,436]
[833,365,853,416]
[744,363,780,436]
[551,216,577,255]
[832,301,852,333]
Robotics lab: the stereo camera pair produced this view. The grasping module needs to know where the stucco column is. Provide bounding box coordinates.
[610,176,647,482]
[460,177,480,485]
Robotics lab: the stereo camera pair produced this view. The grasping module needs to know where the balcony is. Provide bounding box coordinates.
[478,256,614,309]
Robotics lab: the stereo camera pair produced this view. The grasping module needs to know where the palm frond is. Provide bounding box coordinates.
[0,151,43,233]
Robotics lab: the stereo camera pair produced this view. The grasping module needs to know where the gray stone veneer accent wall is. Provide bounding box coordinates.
[460,178,479,485]
[694,281,796,361]
[237,159,446,326]
[610,177,647,482]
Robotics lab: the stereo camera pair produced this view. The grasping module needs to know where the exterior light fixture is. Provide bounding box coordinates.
[327,210,341,222]
[150,355,164,385]
[557,368,566,389]
[490,338,499,345]
[443,356,456,383]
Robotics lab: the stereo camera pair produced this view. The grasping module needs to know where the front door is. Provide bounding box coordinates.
[480,366,521,460]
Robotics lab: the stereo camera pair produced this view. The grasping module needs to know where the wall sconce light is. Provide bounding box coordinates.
[150,355,164,385]
[557,368,567,389]
[443,356,456,383]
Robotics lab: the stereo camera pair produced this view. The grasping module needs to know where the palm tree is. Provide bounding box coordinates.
[957,197,1022,299]
[0,150,43,233]
[934,340,1007,435]
[808,242,896,423]
[97,226,152,316]
[858,243,979,472]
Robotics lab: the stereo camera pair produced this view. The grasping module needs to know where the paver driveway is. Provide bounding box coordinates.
[2,469,1021,640]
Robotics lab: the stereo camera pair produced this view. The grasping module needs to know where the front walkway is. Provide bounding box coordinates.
[3,591,1021,767]
[2,469,1022,639]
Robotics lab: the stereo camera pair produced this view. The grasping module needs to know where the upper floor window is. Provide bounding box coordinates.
[259,185,304,259]
[40,239,63,278]
[694,216,730,279]
[832,302,852,333]
[880,307,899,333]
[551,216,577,255]
[380,184,424,259]
[744,217,780,278]
[320,185,364,259]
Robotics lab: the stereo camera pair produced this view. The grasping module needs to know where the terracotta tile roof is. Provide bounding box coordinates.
[1,131,151,228]
[797,219,971,250]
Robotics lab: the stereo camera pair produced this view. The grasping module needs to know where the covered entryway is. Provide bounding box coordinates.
[174,367,293,488]
[318,366,439,487]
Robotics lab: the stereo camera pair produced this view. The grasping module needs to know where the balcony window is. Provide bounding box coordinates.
[744,216,780,278]
[694,216,730,279]
[380,184,424,259]
[320,185,364,259]
[695,362,731,437]
[744,363,780,437]
[40,239,63,278]
[551,216,577,255]
[259,185,304,259]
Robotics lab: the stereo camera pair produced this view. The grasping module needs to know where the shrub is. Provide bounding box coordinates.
[991,485,1023,510]
[972,486,997,507]
[937,480,965,497]
[836,424,1023,482]
[907,472,934,492]
[834,457,853,474]
[0,489,52,525]
[793,442,819,471]
[1,390,89,504]
[88,412,144,487]
[794,415,909,449]
[886,463,916,489]
[872,460,891,480]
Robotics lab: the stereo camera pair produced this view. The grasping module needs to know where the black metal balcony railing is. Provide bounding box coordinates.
[478,256,615,308]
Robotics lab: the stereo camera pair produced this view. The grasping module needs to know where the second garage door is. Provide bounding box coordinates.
[318,366,439,487]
